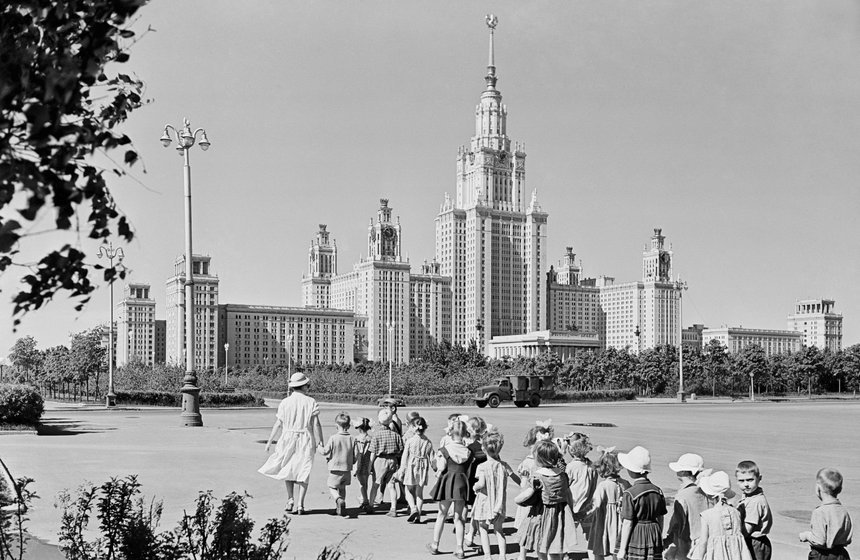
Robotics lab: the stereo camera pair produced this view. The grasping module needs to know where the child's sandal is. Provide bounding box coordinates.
[426,542,440,555]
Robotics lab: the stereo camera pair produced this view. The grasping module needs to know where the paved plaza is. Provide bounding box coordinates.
[3,398,858,559]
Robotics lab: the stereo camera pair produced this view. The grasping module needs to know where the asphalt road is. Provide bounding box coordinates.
[3,398,858,559]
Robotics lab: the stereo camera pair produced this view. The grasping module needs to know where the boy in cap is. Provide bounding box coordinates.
[664,453,711,560]
[367,408,403,515]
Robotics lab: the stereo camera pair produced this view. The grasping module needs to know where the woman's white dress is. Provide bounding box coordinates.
[257,392,319,482]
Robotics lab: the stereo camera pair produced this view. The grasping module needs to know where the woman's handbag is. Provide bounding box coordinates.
[514,478,542,507]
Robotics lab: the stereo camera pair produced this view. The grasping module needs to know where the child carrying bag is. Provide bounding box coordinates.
[514,478,542,507]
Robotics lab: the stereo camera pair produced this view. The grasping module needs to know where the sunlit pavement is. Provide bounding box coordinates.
[4,398,858,559]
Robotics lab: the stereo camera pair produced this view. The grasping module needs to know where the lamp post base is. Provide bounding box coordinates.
[677,390,687,403]
[180,385,203,427]
[105,392,117,408]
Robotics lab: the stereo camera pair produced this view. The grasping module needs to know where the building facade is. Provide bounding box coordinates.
[116,283,156,366]
[702,326,802,357]
[787,299,843,352]
[218,304,354,368]
[166,254,220,370]
[154,320,166,364]
[682,324,706,351]
[489,330,601,361]
[545,247,601,338]
[435,19,547,353]
[301,224,337,308]
[409,260,453,359]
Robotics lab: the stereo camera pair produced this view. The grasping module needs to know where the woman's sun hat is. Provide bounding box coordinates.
[618,446,652,474]
[669,453,704,475]
[288,372,310,388]
[698,470,732,497]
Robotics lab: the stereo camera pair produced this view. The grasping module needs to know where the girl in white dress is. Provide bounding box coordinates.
[258,372,324,515]
[472,430,520,560]
[400,416,435,524]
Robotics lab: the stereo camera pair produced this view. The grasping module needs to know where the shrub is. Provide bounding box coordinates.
[113,391,263,408]
[0,384,44,425]
[57,475,290,560]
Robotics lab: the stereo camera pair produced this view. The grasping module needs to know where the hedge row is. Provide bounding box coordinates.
[549,388,637,402]
[0,383,44,425]
[114,390,264,407]
[253,389,636,407]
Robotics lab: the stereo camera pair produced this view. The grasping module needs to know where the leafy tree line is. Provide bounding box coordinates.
[8,335,859,399]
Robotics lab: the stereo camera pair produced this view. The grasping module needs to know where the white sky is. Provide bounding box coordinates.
[3,1,860,351]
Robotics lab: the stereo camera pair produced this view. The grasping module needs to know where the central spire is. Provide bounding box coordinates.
[485,14,498,91]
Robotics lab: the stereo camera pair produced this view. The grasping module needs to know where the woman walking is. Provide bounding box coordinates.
[259,371,324,515]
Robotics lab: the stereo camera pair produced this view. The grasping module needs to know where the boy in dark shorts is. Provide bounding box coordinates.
[736,460,773,560]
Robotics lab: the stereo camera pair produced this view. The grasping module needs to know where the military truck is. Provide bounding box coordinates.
[474,374,556,408]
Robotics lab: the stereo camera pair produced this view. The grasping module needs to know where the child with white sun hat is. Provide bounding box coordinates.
[694,471,752,560]
[616,446,667,560]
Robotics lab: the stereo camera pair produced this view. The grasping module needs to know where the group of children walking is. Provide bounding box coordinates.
[315,410,853,560]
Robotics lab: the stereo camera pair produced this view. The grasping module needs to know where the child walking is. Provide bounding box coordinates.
[466,416,489,549]
[695,471,752,560]
[428,419,473,559]
[317,411,356,517]
[735,460,773,560]
[587,448,631,560]
[515,420,556,560]
[400,416,435,524]
[616,446,666,560]
[566,432,598,555]
[520,440,578,560]
[799,468,854,560]
[352,417,372,512]
[665,453,711,560]
[472,430,521,560]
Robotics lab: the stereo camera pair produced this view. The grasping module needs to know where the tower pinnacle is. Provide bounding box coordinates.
[485,14,498,91]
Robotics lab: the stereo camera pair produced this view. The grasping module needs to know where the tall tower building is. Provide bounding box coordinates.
[166,254,219,369]
[302,224,338,308]
[787,299,843,351]
[332,199,410,362]
[600,229,681,352]
[116,283,156,366]
[435,15,548,352]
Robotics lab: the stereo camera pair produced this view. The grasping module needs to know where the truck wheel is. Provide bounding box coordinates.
[476,400,488,408]
[528,394,541,407]
[514,401,527,408]
[488,394,501,408]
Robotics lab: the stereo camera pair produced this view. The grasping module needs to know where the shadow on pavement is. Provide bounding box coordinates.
[37,419,116,436]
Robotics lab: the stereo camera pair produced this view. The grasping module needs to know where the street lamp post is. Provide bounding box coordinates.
[674,279,689,402]
[286,334,294,376]
[224,343,229,386]
[160,118,210,427]
[387,322,395,395]
[98,242,124,407]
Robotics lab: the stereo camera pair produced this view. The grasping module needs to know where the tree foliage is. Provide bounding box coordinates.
[1,0,150,325]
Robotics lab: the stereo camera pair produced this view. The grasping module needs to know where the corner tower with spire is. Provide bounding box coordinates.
[436,15,548,352]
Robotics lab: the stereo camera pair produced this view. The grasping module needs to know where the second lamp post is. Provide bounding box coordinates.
[160,118,210,427]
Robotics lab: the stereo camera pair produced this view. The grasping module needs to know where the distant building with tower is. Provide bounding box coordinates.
[787,299,843,352]
[301,224,337,308]
[165,254,219,370]
[435,16,547,354]
[116,283,156,366]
